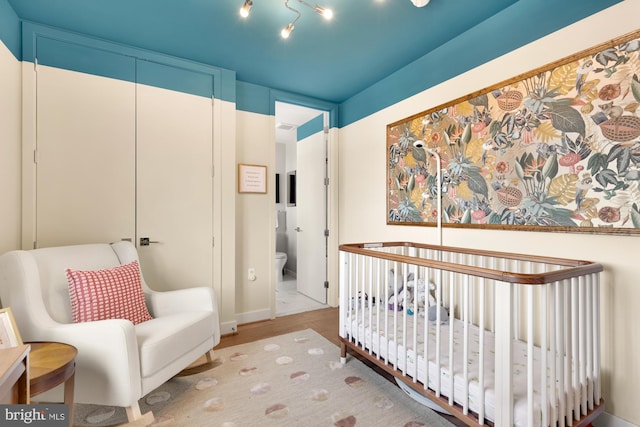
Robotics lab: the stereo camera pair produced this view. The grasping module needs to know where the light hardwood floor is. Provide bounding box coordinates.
[218,307,340,349]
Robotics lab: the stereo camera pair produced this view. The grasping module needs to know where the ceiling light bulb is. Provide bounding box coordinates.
[314,6,333,20]
[281,23,294,39]
[410,0,430,6]
[240,0,253,18]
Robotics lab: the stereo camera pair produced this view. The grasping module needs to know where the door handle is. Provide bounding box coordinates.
[140,237,160,246]
[295,227,302,232]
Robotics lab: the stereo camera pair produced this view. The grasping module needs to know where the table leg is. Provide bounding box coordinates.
[63,367,75,425]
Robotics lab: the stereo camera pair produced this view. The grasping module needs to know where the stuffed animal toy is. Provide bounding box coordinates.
[388,285,412,311]
[388,269,417,311]
[409,278,427,316]
[387,268,404,300]
[427,280,436,307]
[426,279,449,324]
[428,305,449,323]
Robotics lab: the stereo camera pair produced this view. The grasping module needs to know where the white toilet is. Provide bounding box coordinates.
[275,251,288,282]
[275,210,288,283]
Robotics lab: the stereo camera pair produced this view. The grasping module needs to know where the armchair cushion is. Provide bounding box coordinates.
[66,260,153,325]
[136,311,213,377]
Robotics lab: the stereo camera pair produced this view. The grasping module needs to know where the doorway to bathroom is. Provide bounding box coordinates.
[275,101,328,317]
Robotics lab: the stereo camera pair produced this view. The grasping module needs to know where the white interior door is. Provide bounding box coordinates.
[35,49,213,292]
[296,115,327,303]
[135,76,213,291]
[35,64,136,247]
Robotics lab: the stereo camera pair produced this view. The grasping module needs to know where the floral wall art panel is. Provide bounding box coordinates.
[387,30,640,235]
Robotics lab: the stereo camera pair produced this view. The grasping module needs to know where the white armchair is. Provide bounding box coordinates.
[0,241,220,423]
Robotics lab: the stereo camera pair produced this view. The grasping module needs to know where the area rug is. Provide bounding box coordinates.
[73,329,454,427]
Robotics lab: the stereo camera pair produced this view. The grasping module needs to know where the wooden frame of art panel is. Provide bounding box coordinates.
[387,29,640,235]
[0,308,23,349]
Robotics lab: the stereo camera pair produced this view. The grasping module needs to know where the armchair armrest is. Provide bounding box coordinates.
[35,319,143,408]
[146,287,219,318]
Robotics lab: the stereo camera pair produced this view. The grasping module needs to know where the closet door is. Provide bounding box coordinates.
[34,40,136,247]
[135,61,214,291]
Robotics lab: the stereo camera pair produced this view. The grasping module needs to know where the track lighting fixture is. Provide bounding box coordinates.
[239,0,333,39]
[239,0,253,18]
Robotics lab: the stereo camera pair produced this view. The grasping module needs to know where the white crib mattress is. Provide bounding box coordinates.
[346,308,582,427]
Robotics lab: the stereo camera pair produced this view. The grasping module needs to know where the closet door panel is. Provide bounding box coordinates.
[35,63,136,247]
[136,62,214,291]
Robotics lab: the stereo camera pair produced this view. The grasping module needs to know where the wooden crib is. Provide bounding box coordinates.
[339,242,604,427]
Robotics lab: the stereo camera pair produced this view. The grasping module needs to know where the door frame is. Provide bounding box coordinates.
[270,94,339,317]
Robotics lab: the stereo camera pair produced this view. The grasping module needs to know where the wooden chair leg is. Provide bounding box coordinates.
[205,349,214,363]
[120,403,154,426]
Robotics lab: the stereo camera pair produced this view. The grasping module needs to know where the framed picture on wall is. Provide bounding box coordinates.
[0,307,23,349]
[238,164,267,194]
[387,29,640,235]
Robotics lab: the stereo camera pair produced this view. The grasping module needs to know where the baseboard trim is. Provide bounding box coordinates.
[220,320,238,335]
[235,309,271,325]
[594,412,639,427]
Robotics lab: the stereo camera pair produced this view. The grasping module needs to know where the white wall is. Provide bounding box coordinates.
[338,2,640,425]
[214,98,238,334]
[0,41,21,256]
[236,110,276,322]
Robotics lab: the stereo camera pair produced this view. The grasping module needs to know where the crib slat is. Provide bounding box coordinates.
[375,258,381,361]
[448,269,454,405]
[463,273,470,415]
[594,273,601,404]
[402,262,408,376]
[551,281,559,427]
[423,266,431,392]
[494,280,514,426]
[579,275,587,416]
[368,256,373,356]
[391,261,396,368]
[412,265,418,382]
[541,284,549,427]
[384,259,390,366]
[571,277,579,422]
[435,267,443,397]
[585,274,593,411]
[564,280,572,426]
[527,285,534,427]
[478,276,486,425]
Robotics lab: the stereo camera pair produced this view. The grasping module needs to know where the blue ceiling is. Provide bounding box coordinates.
[6,0,621,104]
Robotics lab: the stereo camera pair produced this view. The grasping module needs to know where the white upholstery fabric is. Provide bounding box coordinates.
[136,311,213,377]
[0,242,221,409]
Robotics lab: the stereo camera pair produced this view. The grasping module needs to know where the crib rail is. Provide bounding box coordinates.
[339,242,604,427]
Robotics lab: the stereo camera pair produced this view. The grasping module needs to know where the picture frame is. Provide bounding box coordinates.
[0,307,23,349]
[387,29,640,235]
[238,164,267,194]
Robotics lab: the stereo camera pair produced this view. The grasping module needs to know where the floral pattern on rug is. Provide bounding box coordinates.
[74,329,454,427]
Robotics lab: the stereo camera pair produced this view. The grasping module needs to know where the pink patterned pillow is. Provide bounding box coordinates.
[66,260,153,324]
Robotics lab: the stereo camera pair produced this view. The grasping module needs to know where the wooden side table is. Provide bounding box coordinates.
[0,344,30,404]
[28,342,77,421]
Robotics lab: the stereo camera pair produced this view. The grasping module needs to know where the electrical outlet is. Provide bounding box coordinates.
[248,268,256,281]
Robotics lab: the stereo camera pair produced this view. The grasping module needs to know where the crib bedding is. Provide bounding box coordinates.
[346,308,581,427]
